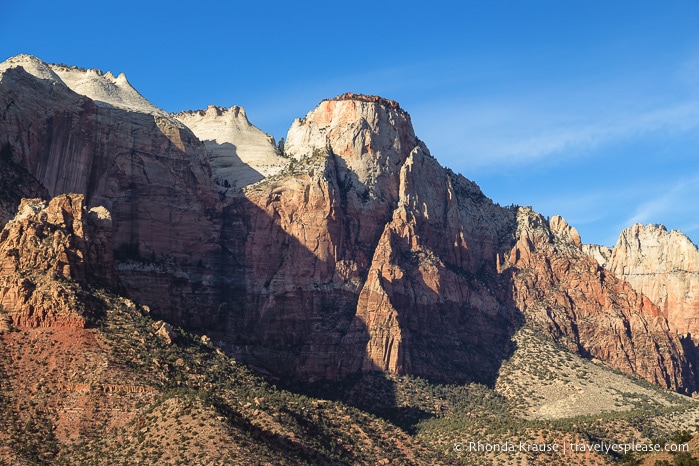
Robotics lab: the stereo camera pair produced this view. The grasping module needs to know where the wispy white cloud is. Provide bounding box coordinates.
[414,95,699,173]
[623,175,699,227]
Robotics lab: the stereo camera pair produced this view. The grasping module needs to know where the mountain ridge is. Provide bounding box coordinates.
[2,53,699,465]
[1,53,694,392]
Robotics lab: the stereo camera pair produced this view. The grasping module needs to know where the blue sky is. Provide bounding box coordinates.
[3,0,699,246]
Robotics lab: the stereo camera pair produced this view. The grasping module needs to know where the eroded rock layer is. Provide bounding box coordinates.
[0,54,222,325]
[218,94,693,391]
[503,212,691,392]
[0,194,113,328]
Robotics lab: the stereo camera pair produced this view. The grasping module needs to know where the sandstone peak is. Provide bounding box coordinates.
[49,61,167,116]
[174,104,287,190]
[582,243,612,267]
[612,223,699,274]
[326,92,404,111]
[0,54,169,117]
[0,54,61,82]
[284,93,419,195]
[588,223,699,343]
[549,214,582,247]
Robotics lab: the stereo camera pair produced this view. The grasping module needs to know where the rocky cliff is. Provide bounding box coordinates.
[0,54,223,325]
[0,55,695,393]
[0,194,113,329]
[218,93,692,390]
[503,213,690,391]
[174,105,288,191]
[0,194,443,465]
[586,224,699,344]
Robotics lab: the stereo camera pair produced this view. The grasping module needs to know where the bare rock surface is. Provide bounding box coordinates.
[602,224,699,342]
[500,209,691,392]
[175,105,288,191]
[0,194,113,328]
[223,93,694,391]
[581,243,612,267]
[0,54,221,322]
[1,55,695,393]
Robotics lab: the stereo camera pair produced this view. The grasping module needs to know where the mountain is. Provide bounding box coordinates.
[586,224,699,342]
[0,55,693,391]
[174,105,288,191]
[2,55,699,464]
[0,194,445,464]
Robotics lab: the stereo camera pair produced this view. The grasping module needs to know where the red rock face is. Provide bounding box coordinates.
[220,96,693,391]
[0,194,113,329]
[0,58,222,326]
[502,210,691,392]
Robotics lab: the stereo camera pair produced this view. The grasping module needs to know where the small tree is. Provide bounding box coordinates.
[277,138,285,156]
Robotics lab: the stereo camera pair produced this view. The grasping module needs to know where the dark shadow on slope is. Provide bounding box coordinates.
[374,225,523,387]
[210,150,529,438]
[200,140,265,190]
[282,372,434,435]
[214,179,373,381]
[0,141,49,227]
[681,335,699,391]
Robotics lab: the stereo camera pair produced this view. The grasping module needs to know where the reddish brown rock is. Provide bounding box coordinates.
[222,95,693,391]
[0,55,221,323]
[590,224,699,343]
[500,210,691,392]
[221,96,421,379]
[0,194,114,328]
[1,54,694,393]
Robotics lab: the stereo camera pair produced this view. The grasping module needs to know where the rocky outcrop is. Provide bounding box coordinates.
[581,243,612,268]
[0,194,114,328]
[174,105,288,191]
[342,146,518,384]
[586,224,699,344]
[221,96,424,379]
[152,320,177,344]
[500,211,692,392]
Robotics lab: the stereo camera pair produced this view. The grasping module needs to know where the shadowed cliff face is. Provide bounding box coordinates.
[0,59,223,326]
[0,142,48,227]
[215,95,693,390]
